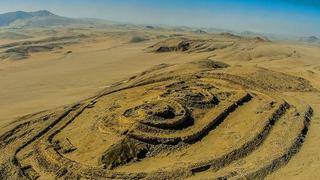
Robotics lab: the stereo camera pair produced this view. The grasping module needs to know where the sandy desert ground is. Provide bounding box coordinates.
[1,27,320,179]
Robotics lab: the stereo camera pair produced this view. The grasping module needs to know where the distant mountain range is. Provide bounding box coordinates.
[298,36,320,43]
[0,10,55,26]
[0,10,319,44]
[0,10,115,28]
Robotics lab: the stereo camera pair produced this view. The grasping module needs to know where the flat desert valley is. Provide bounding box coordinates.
[1,22,320,179]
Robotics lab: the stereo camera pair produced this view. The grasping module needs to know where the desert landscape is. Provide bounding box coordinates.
[0,3,320,180]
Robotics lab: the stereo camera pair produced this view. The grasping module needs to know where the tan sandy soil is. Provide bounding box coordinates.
[0,28,320,179]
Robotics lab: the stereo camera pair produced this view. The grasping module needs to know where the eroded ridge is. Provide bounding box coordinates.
[0,60,315,179]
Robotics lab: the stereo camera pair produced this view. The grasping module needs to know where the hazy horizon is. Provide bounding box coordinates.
[0,0,320,37]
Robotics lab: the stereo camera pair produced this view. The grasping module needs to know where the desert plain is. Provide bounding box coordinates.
[0,18,320,180]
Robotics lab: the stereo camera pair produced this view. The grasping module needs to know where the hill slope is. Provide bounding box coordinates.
[0,10,114,28]
[0,10,55,26]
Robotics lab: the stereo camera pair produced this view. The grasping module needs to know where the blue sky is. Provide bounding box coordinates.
[0,0,319,36]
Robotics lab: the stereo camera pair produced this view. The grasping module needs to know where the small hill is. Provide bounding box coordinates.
[148,37,234,53]
[299,36,320,43]
[193,29,207,34]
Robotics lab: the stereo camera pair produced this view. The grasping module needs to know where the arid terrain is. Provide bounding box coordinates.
[1,23,320,180]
